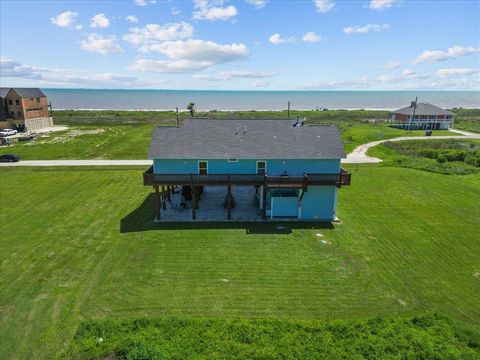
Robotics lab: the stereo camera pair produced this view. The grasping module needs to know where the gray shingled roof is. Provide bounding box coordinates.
[3,88,46,98]
[0,88,10,98]
[148,119,346,160]
[393,102,454,116]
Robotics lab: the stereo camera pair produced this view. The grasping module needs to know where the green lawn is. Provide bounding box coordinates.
[0,109,455,159]
[1,165,479,358]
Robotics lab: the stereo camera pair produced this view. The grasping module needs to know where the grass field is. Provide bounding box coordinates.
[368,139,480,175]
[0,125,153,160]
[0,110,455,159]
[451,108,480,133]
[1,165,479,358]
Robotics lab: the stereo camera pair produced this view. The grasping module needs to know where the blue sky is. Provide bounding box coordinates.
[1,0,479,90]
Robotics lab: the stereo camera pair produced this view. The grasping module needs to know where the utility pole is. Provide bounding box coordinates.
[176,107,179,126]
[287,101,290,119]
[48,101,53,118]
[409,96,418,132]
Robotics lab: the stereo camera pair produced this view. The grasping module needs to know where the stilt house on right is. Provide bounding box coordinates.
[390,102,454,130]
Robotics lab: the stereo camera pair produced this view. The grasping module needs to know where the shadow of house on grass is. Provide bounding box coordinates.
[120,193,335,235]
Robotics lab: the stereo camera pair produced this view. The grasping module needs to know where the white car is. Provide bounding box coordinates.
[0,129,17,137]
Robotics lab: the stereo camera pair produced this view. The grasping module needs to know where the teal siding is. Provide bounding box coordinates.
[153,158,341,221]
[154,158,340,175]
[301,186,337,220]
[271,197,298,217]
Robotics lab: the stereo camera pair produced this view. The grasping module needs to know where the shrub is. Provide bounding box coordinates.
[465,153,480,167]
[65,314,480,359]
[418,149,438,159]
[441,150,468,162]
[436,154,448,163]
[125,342,165,360]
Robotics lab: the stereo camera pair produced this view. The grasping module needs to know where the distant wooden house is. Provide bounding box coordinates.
[0,88,53,132]
[390,101,454,130]
[143,118,351,221]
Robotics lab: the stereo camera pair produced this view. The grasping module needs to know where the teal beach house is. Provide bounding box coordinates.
[143,119,351,221]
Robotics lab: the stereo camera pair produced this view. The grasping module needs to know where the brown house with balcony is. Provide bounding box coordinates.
[0,88,53,132]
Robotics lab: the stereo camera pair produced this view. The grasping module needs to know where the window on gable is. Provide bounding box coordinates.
[198,161,208,175]
[15,100,20,105]
[257,161,266,175]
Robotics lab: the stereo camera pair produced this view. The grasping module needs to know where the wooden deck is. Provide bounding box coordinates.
[143,167,351,188]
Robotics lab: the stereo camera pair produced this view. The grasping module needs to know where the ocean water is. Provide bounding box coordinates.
[42,89,480,111]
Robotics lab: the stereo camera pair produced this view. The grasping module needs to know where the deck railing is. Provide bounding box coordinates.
[143,166,351,188]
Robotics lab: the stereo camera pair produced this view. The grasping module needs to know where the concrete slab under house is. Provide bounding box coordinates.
[143,118,351,222]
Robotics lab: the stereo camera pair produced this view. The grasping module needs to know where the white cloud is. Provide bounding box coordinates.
[435,68,478,78]
[193,0,238,21]
[429,77,480,90]
[50,11,79,29]
[269,33,294,45]
[90,14,110,28]
[125,15,138,24]
[302,31,322,43]
[414,46,480,64]
[376,75,395,83]
[383,61,400,69]
[123,22,194,46]
[245,0,268,9]
[0,57,42,79]
[129,59,209,72]
[369,0,397,10]
[194,70,276,81]
[80,34,123,55]
[269,33,284,44]
[0,56,161,88]
[145,39,248,61]
[302,77,370,90]
[343,23,389,34]
[134,0,156,6]
[314,0,335,13]
[252,80,271,87]
[129,39,249,72]
[376,68,429,83]
[376,74,402,83]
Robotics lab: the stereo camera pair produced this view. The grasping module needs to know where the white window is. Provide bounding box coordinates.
[198,161,208,175]
[256,161,266,175]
